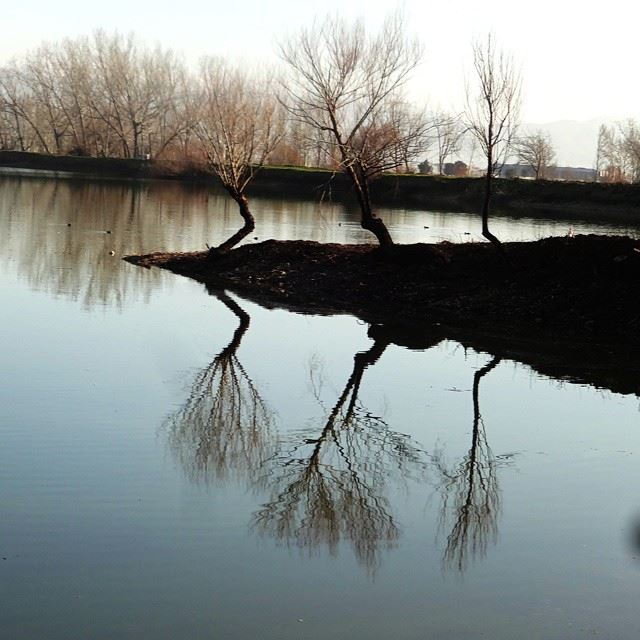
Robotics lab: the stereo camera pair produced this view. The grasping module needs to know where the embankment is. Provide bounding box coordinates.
[2,150,640,219]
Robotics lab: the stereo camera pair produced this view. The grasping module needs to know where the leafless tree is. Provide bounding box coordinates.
[195,58,284,254]
[595,123,624,183]
[279,13,424,247]
[20,46,72,153]
[90,31,187,159]
[514,130,555,179]
[351,98,430,174]
[0,67,25,150]
[0,32,191,160]
[593,121,640,183]
[617,119,640,183]
[432,109,466,175]
[0,64,50,151]
[465,34,521,248]
[45,39,93,154]
[595,124,607,182]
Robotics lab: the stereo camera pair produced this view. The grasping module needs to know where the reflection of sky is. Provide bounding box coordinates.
[2,176,640,638]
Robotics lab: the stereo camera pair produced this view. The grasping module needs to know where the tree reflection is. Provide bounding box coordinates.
[432,355,507,573]
[166,290,274,485]
[164,300,513,575]
[252,335,429,574]
[0,177,224,309]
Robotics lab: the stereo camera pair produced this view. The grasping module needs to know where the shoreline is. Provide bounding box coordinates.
[3,150,640,220]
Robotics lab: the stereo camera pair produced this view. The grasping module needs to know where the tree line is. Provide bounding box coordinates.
[0,16,616,251]
[0,24,538,175]
[0,31,190,159]
[596,121,640,184]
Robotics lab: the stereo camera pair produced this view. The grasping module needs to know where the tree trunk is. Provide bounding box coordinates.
[212,290,251,358]
[211,190,255,256]
[13,112,25,151]
[346,165,394,248]
[481,153,502,249]
[54,129,63,154]
[344,338,390,418]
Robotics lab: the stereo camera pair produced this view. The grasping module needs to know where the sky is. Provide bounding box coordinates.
[2,0,638,129]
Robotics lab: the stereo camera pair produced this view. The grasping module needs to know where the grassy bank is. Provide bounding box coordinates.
[3,150,640,219]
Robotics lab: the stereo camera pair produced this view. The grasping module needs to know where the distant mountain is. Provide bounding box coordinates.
[521,119,611,169]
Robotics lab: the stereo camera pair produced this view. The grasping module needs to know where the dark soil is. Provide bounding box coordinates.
[125,235,640,344]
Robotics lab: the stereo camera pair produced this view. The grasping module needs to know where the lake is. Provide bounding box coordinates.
[2,175,640,639]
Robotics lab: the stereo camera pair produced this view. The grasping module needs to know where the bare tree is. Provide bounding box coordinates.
[21,45,72,153]
[514,130,555,179]
[0,64,50,152]
[90,31,187,159]
[593,121,640,184]
[47,39,93,154]
[595,123,624,183]
[195,58,284,254]
[618,119,640,183]
[0,33,191,159]
[279,13,424,247]
[432,109,465,175]
[465,34,521,248]
[0,66,27,150]
[595,124,607,182]
[350,98,430,174]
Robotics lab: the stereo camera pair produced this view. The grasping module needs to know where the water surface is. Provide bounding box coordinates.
[2,176,640,639]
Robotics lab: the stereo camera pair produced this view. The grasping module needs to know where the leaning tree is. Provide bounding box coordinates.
[195,59,284,254]
[279,13,426,248]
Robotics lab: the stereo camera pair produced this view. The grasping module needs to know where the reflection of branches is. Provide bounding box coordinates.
[166,291,274,485]
[252,336,429,575]
[0,177,244,308]
[433,355,507,573]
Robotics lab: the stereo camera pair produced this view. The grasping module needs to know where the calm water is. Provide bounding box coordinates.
[2,175,640,639]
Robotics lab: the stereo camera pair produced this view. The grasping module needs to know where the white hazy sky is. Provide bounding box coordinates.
[2,0,638,124]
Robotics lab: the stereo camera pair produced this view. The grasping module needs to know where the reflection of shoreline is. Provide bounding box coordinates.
[4,154,640,222]
[237,288,640,399]
[0,179,164,308]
